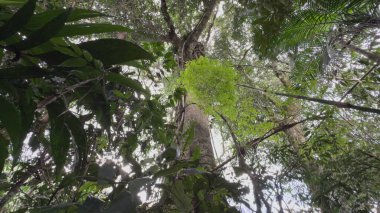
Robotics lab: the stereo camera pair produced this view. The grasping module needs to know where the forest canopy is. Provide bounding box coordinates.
[0,0,379,212]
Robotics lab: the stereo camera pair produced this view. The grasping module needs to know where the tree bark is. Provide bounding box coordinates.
[159,0,218,169]
[182,96,215,169]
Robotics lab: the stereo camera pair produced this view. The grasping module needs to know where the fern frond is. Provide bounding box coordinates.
[278,0,379,48]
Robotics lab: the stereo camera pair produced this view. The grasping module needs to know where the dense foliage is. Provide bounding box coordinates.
[180,56,237,118]
[0,0,379,212]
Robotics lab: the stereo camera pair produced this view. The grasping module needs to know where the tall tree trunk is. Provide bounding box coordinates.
[159,0,218,169]
[182,96,215,169]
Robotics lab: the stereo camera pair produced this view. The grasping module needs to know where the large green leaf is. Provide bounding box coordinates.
[78,197,104,213]
[103,191,138,213]
[7,9,72,51]
[159,181,193,212]
[19,88,35,146]
[33,51,72,66]
[94,92,111,131]
[65,112,87,170]
[0,0,26,5]
[0,0,36,40]
[0,96,22,161]
[105,72,148,94]
[0,66,59,79]
[59,58,88,67]
[29,203,78,213]
[25,9,106,31]
[56,23,132,37]
[78,39,154,66]
[0,135,9,173]
[46,102,71,173]
[154,161,196,179]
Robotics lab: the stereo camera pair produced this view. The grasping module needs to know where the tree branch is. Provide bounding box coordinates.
[186,0,218,42]
[338,39,380,63]
[340,64,378,101]
[160,0,181,45]
[238,84,380,115]
[218,113,271,212]
[212,116,320,173]
[205,7,218,44]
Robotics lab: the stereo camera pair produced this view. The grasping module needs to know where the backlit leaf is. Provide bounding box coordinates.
[0,0,37,40]
[79,39,154,66]
[56,24,132,37]
[46,102,71,173]
[0,135,9,173]
[106,72,148,94]
[25,9,106,30]
[7,9,72,51]
[0,96,22,161]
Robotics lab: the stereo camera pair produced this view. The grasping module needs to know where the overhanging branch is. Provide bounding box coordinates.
[238,84,380,115]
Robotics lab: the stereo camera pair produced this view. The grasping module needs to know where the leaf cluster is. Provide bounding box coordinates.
[180,56,238,119]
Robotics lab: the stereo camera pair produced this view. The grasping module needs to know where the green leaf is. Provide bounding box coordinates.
[19,88,35,143]
[0,135,9,173]
[33,51,72,66]
[94,94,111,131]
[154,161,195,179]
[0,0,26,5]
[65,112,87,171]
[103,191,138,213]
[56,24,132,37]
[123,134,138,156]
[25,9,106,31]
[46,102,71,173]
[163,181,193,212]
[59,58,88,67]
[0,0,37,40]
[159,147,177,162]
[76,85,111,131]
[0,96,22,161]
[105,72,147,94]
[0,66,59,79]
[29,203,78,213]
[127,177,152,195]
[58,173,77,189]
[7,9,72,51]
[79,39,154,66]
[78,197,104,213]
[54,46,79,58]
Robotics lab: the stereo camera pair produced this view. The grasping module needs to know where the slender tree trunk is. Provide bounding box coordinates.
[271,60,335,213]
